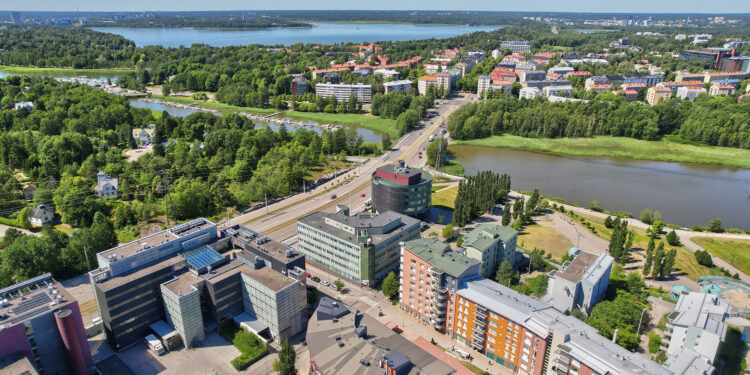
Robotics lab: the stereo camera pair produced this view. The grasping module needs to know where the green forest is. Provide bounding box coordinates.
[447,94,750,148]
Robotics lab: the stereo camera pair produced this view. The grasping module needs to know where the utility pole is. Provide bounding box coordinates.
[84,246,91,271]
[265,192,269,214]
[161,169,175,226]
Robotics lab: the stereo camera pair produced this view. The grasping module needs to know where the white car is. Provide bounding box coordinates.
[321,280,330,287]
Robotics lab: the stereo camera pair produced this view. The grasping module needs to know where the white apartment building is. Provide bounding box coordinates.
[519,86,541,99]
[542,85,573,97]
[375,68,400,79]
[663,292,730,363]
[676,86,707,101]
[315,83,373,103]
[383,79,413,94]
[501,41,532,54]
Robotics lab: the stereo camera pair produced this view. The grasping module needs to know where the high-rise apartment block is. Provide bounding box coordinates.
[0,274,94,375]
[315,83,372,103]
[89,218,306,350]
[297,206,420,286]
[501,41,532,54]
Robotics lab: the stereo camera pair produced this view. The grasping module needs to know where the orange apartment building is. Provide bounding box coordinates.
[399,238,480,333]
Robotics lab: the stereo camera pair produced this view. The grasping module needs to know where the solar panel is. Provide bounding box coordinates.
[11,293,51,314]
[181,246,224,271]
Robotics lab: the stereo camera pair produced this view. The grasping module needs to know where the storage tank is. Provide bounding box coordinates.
[55,309,88,375]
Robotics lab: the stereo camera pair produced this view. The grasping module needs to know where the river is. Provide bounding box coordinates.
[91,23,499,47]
[450,145,750,229]
[0,70,120,81]
[129,99,383,143]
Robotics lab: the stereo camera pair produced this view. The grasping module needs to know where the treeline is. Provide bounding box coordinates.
[0,26,135,68]
[447,95,750,149]
[452,171,511,227]
[85,15,310,29]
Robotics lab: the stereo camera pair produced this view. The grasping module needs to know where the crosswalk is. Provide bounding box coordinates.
[360,297,378,308]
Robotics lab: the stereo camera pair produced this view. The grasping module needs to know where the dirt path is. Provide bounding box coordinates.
[124,145,153,162]
[532,211,609,254]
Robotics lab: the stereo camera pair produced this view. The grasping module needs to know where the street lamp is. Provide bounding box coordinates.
[636,307,648,336]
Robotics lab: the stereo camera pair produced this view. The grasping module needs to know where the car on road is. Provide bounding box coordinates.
[330,194,337,199]
[418,155,422,159]
[311,276,321,283]
[360,193,366,197]
[321,280,330,287]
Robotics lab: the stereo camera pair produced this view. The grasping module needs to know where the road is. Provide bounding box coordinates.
[223,94,475,240]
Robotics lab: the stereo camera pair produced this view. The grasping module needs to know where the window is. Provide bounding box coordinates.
[488,328,497,335]
[420,263,425,269]
[487,337,495,343]
[489,320,498,327]
[489,311,499,319]
[411,259,416,265]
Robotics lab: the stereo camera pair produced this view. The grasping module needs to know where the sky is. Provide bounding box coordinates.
[4,0,750,14]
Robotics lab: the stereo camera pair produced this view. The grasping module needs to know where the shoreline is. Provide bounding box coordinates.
[452,135,750,170]
[0,65,134,74]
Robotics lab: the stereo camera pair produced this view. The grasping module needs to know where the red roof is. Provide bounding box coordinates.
[547,73,561,79]
[652,86,672,92]
[591,84,612,89]
[535,52,556,58]
[436,72,451,77]
[566,71,591,76]
[714,83,735,88]
[418,75,438,82]
[625,89,638,95]
[685,86,705,90]
[623,83,647,89]
[709,71,744,76]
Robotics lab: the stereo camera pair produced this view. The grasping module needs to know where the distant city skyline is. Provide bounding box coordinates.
[4,0,750,14]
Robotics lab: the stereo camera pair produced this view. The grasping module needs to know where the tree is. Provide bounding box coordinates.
[494,260,517,287]
[272,340,296,375]
[643,234,655,277]
[512,197,524,220]
[442,224,455,240]
[381,271,399,299]
[708,218,723,233]
[334,279,344,291]
[529,248,546,271]
[425,137,447,168]
[661,249,676,279]
[694,250,714,267]
[588,200,602,212]
[604,216,614,228]
[501,203,511,226]
[381,133,392,151]
[666,230,680,246]
[456,235,464,247]
[651,242,665,279]
[639,209,653,224]
[625,272,644,295]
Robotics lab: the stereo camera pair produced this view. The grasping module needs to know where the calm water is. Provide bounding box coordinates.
[0,69,119,81]
[130,99,383,143]
[91,23,499,47]
[451,145,750,229]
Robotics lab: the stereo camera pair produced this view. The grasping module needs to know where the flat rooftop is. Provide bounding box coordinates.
[163,271,202,296]
[226,225,302,264]
[205,260,295,292]
[0,354,37,375]
[404,238,478,278]
[670,292,730,336]
[555,249,600,284]
[299,210,419,247]
[306,299,455,375]
[96,256,184,292]
[0,273,75,326]
[99,218,215,260]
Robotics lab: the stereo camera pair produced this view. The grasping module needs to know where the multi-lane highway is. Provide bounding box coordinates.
[223,94,474,244]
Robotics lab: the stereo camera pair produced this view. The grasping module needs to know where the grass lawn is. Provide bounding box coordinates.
[691,237,750,277]
[282,111,399,139]
[440,159,464,176]
[0,65,135,75]
[454,135,750,169]
[573,212,712,280]
[517,224,574,260]
[431,186,458,209]
[151,95,277,114]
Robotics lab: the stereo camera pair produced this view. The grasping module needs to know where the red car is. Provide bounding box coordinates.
[360,193,366,197]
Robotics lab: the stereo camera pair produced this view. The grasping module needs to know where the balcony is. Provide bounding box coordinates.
[472,331,484,341]
[432,273,442,283]
[475,307,487,318]
[471,341,484,351]
[473,315,486,325]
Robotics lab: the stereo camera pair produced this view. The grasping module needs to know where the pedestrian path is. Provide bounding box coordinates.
[360,296,378,308]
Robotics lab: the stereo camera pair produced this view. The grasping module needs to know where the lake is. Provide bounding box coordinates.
[450,145,750,229]
[129,99,383,143]
[91,23,499,47]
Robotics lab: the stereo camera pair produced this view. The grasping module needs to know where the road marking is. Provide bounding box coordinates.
[360,297,378,308]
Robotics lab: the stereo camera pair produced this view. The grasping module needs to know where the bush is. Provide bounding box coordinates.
[694,250,714,267]
[218,320,267,371]
[588,200,602,212]
[648,332,661,354]
[708,218,723,233]
[666,230,680,246]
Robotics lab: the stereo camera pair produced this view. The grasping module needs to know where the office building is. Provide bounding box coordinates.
[704,71,747,83]
[720,56,750,73]
[383,79,413,94]
[648,86,674,105]
[680,48,735,69]
[501,41,532,54]
[0,274,94,375]
[522,79,572,90]
[542,248,613,313]
[315,83,372,103]
[291,76,307,95]
[677,86,707,101]
[462,224,521,278]
[89,218,306,350]
[297,206,420,286]
[450,277,709,375]
[662,292,730,364]
[307,297,456,375]
[519,71,546,82]
[399,238,480,333]
[371,161,432,219]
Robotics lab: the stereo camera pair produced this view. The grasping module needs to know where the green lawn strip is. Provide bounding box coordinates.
[691,237,750,277]
[282,111,398,139]
[218,320,267,370]
[150,95,277,114]
[431,186,458,210]
[0,65,135,75]
[454,135,750,169]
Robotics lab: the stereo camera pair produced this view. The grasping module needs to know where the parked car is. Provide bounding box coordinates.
[311,276,321,283]
[321,280,330,287]
[330,194,337,199]
[360,193,366,197]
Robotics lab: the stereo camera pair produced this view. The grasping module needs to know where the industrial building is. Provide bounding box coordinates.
[462,224,521,278]
[0,274,94,375]
[297,206,420,286]
[542,248,614,313]
[307,297,456,375]
[371,161,432,219]
[315,83,373,103]
[89,218,306,350]
[399,238,480,333]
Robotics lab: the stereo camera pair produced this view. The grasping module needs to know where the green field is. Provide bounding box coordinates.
[0,65,134,75]
[431,186,458,209]
[153,96,399,138]
[454,135,750,169]
[691,237,750,277]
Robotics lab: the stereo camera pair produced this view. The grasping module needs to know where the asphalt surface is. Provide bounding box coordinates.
[226,94,475,242]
